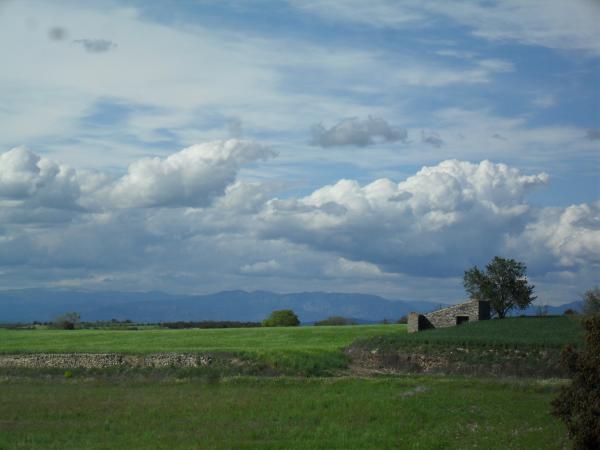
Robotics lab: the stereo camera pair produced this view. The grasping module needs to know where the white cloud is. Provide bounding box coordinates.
[507,202,600,269]
[0,140,274,215]
[108,140,274,208]
[0,147,81,209]
[0,150,596,305]
[260,160,551,276]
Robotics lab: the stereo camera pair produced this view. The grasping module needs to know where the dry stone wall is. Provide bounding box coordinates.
[0,353,212,369]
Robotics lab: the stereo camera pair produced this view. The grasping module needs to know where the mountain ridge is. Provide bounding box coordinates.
[0,288,582,323]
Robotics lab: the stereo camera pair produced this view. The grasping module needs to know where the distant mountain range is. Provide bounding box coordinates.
[0,289,583,324]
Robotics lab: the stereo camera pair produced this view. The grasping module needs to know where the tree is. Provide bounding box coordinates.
[262,309,300,327]
[582,287,600,316]
[463,256,536,318]
[551,315,600,448]
[53,312,81,330]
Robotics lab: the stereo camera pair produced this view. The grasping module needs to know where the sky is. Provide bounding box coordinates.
[0,0,599,306]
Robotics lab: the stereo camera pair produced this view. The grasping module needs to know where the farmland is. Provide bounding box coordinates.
[0,317,583,448]
[0,323,406,354]
[355,316,583,350]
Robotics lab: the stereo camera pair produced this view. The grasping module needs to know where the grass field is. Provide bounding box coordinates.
[0,323,406,354]
[0,376,567,449]
[1,318,583,376]
[0,324,407,376]
[0,318,579,448]
[356,316,583,350]
[1,317,583,354]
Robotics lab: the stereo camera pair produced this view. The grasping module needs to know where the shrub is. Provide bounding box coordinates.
[262,310,300,327]
[582,287,600,316]
[314,316,356,326]
[397,315,408,324]
[564,308,578,316]
[52,312,81,330]
[551,315,600,448]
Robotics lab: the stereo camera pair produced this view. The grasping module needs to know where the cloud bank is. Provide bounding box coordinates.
[0,144,597,304]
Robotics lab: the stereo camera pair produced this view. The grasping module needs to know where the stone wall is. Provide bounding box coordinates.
[408,300,490,333]
[0,353,212,369]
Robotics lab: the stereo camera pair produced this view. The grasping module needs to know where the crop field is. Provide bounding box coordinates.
[0,324,407,375]
[0,376,567,449]
[0,323,405,354]
[356,316,583,350]
[0,317,582,448]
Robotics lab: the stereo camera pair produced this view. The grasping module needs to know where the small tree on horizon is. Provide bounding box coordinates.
[52,312,81,330]
[463,256,536,318]
[262,309,300,327]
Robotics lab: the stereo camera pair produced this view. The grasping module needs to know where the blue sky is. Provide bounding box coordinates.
[0,0,598,305]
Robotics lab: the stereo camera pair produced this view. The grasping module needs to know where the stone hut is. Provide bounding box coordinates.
[407,299,490,333]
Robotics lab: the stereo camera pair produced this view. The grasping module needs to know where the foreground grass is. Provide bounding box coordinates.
[0,375,567,449]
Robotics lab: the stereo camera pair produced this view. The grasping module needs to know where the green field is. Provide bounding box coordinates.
[1,318,583,376]
[356,316,583,350]
[0,323,406,354]
[0,376,567,449]
[1,317,583,354]
[0,318,581,448]
[0,324,407,376]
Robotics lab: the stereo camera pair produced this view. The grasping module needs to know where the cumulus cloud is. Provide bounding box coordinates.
[0,140,274,212]
[259,160,552,276]
[0,147,597,304]
[311,116,407,148]
[108,140,274,208]
[507,202,600,269]
[0,147,81,209]
[73,38,117,53]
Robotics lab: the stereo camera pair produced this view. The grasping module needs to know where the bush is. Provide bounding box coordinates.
[262,310,300,327]
[314,316,356,326]
[52,312,81,330]
[582,287,600,316]
[397,315,408,324]
[551,315,600,448]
